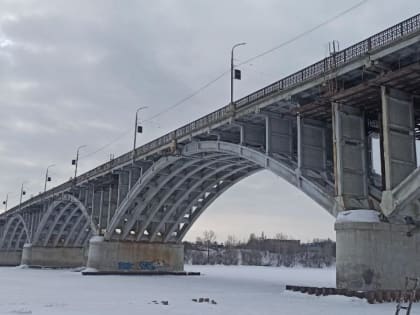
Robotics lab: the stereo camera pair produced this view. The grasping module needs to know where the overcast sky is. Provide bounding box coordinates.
[1,0,419,243]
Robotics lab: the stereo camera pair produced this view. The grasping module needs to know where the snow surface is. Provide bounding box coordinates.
[89,236,104,243]
[336,209,381,223]
[0,265,414,314]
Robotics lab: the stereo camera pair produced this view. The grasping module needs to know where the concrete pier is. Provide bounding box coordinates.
[84,236,184,274]
[21,244,86,268]
[336,217,420,291]
[0,250,22,266]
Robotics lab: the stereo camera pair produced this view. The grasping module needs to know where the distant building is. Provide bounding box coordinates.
[302,239,336,258]
[246,238,301,255]
[184,237,336,267]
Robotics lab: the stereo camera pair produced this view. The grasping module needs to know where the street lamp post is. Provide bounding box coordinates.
[230,42,246,107]
[43,164,55,211]
[2,193,9,211]
[72,145,86,182]
[44,164,55,194]
[18,182,27,212]
[133,106,147,164]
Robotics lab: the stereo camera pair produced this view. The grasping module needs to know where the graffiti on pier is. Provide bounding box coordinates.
[139,260,168,271]
[118,261,133,270]
[117,260,168,271]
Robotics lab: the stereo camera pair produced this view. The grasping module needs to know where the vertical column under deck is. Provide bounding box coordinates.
[332,103,369,210]
[380,87,418,218]
[265,113,293,158]
[116,171,130,207]
[239,123,265,149]
[297,116,327,182]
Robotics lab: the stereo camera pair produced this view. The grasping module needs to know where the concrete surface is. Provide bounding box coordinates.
[85,236,184,273]
[336,220,420,290]
[21,244,86,268]
[0,250,22,266]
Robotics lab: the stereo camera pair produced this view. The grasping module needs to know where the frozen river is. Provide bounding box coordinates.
[0,265,414,314]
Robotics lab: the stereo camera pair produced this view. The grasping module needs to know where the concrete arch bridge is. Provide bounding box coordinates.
[2,14,420,291]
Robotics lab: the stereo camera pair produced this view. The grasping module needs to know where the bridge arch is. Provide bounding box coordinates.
[183,141,336,211]
[106,141,336,243]
[33,194,97,247]
[0,214,30,250]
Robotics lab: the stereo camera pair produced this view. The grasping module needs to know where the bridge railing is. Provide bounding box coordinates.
[6,13,420,215]
[235,13,420,109]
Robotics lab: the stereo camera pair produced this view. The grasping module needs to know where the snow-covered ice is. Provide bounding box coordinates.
[0,265,414,314]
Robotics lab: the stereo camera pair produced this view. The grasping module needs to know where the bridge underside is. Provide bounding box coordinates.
[106,149,260,244]
[105,140,337,246]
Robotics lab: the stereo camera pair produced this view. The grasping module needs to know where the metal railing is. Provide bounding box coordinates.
[6,13,420,214]
[235,13,420,108]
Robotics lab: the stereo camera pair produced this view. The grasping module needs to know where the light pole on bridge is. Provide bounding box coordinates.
[44,164,55,194]
[230,42,246,108]
[18,182,27,212]
[43,164,55,210]
[133,106,147,164]
[2,193,10,212]
[72,145,86,183]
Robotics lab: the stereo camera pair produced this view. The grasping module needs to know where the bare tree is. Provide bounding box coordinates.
[248,233,257,243]
[195,236,203,245]
[202,230,216,264]
[225,234,238,248]
[203,230,216,243]
[275,233,289,240]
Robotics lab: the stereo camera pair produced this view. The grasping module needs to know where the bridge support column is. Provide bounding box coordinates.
[84,236,184,274]
[264,113,292,157]
[117,171,130,207]
[380,87,417,217]
[297,117,327,179]
[239,122,265,149]
[336,218,420,290]
[381,86,416,190]
[0,250,22,266]
[332,103,369,210]
[21,244,86,268]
